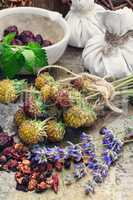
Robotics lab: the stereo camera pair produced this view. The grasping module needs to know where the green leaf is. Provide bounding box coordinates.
[27,42,41,49]
[3,33,16,44]
[21,49,37,73]
[27,42,48,67]
[0,44,24,78]
[0,41,48,78]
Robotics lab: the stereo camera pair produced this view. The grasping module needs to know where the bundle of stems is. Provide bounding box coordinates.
[38,65,133,113]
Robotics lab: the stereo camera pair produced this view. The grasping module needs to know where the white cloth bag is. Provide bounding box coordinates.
[65,0,104,48]
[82,8,133,78]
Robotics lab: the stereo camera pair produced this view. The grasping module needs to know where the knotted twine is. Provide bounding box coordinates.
[38,65,123,113]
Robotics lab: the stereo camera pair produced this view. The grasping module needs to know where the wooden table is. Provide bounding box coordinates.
[0,47,133,200]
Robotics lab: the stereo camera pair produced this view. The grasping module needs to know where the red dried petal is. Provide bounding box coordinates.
[22,160,30,166]
[51,173,59,193]
[47,163,53,171]
[15,172,22,179]
[5,159,18,170]
[0,155,7,164]
[16,176,24,184]
[3,147,13,157]
[31,172,39,179]
[17,163,31,174]
[0,134,14,149]
[54,161,63,172]
[37,182,48,191]
[28,179,37,191]
[14,143,28,153]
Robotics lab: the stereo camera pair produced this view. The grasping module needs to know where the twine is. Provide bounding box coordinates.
[38,65,123,113]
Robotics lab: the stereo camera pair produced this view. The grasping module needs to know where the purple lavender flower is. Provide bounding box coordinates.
[103,149,119,166]
[111,140,123,153]
[66,143,82,162]
[85,183,95,195]
[93,172,103,184]
[74,163,86,180]
[103,133,114,146]
[82,142,95,155]
[100,127,112,135]
[64,159,71,169]
[103,150,113,166]
[80,132,92,143]
[30,146,47,164]
[100,165,108,178]
[88,160,99,170]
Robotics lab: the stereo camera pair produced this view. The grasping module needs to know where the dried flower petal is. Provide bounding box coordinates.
[51,173,59,193]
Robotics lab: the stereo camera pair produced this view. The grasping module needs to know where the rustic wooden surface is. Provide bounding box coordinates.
[0,47,133,200]
[33,0,69,16]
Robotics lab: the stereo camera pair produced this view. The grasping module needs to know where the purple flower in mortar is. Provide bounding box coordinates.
[4,25,18,36]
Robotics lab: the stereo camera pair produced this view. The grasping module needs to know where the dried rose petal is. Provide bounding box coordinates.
[22,160,30,166]
[0,155,7,164]
[28,179,37,191]
[3,147,13,157]
[16,176,24,184]
[0,134,14,151]
[31,172,39,179]
[15,171,23,183]
[37,181,48,191]
[3,159,17,171]
[54,161,63,172]
[14,143,26,152]
[7,159,18,170]
[17,163,31,174]
[47,163,53,171]
[51,173,59,193]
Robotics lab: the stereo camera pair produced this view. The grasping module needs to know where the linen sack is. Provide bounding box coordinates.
[65,0,104,48]
[82,8,133,78]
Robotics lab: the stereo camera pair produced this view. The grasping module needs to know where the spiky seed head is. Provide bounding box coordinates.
[23,91,45,118]
[0,79,27,104]
[64,104,96,128]
[41,85,52,102]
[35,73,55,90]
[19,120,47,145]
[46,120,65,142]
[14,109,27,127]
[55,89,71,108]
[71,78,84,90]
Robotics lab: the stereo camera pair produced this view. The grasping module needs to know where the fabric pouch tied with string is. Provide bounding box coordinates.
[82,7,133,78]
[65,0,104,48]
